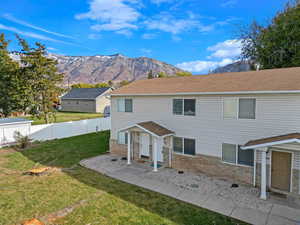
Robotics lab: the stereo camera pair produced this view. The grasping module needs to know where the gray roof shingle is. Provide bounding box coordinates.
[0,118,32,125]
[61,88,110,100]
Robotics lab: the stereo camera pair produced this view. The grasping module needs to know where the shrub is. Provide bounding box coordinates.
[14,131,32,149]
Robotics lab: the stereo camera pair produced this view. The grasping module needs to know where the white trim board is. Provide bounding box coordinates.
[111,90,300,97]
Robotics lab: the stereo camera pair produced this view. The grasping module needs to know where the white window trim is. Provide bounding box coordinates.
[222,97,256,120]
[173,136,196,156]
[172,98,196,116]
[221,143,254,167]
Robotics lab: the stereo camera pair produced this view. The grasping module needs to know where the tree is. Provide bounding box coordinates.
[94,82,110,88]
[239,2,300,69]
[175,71,192,76]
[119,80,130,87]
[147,70,154,79]
[157,72,167,78]
[0,34,25,117]
[18,36,64,124]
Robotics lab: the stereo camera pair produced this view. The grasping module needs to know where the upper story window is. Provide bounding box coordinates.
[173,99,196,116]
[222,143,254,166]
[117,99,133,112]
[239,98,256,119]
[223,98,256,119]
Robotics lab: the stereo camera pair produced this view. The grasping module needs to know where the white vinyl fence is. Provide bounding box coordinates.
[0,117,111,146]
[30,117,111,141]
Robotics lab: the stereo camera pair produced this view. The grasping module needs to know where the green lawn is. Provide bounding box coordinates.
[21,111,103,125]
[0,132,247,225]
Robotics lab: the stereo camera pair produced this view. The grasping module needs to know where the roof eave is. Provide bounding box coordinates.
[111,90,300,97]
[241,139,300,150]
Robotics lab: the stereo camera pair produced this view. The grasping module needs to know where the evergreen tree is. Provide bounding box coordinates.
[17,36,64,124]
[0,34,25,117]
[147,70,154,79]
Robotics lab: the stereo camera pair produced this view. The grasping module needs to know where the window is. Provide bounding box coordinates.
[173,137,195,155]
[173,137,183,153]
[222,143,236,164]
[173,99,195,116]
[117,132,128,144]
[117,99,133,112]
[223,98,256,120]
[238,146,254,166]
[173,99,183,115]
[239,98,256,119]
[223,98,237,119]
[222,143,254,166]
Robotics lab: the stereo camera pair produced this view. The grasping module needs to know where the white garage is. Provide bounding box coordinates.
[0,118,32,147]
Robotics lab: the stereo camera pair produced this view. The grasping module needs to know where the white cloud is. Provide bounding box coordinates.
[176,58,234,73]
[221,0,237,8]
[142,33,156,39]
[207,39,241,59]
[176,39,242,73]
[0,23,72,44]
[2,14,75,39]
[151,0,173,4]
[47,47,58,51]
[88,33,101,40]
[140,48,152,56]
[144,12,214,35]
[115,29,133,37]
[75,0,140,35]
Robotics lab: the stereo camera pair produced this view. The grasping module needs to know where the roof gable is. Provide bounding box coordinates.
[111,67,300,96]
[62,87,110,99]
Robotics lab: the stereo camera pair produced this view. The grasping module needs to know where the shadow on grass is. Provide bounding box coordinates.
[20,131,247,225]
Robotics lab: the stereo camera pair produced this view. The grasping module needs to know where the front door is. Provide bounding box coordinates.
[271,151,292,192]
[140,133,150,157]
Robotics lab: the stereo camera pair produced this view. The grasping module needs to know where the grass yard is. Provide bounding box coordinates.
[21,111,103,125]
[0,131,247,225]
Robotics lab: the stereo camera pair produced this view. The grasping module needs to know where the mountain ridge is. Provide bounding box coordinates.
[47,53,185,85]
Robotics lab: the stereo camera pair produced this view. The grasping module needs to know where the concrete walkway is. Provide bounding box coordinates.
[80,154,300,225]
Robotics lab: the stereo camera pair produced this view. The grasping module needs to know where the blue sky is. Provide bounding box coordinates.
[0,0,289,73]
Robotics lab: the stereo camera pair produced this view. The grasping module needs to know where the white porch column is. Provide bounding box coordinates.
[153,137,158,172]
[169,136,173,168]
[260,148,268,200]
[127,131,131,165]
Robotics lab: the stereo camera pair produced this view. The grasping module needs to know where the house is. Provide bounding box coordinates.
[0,118,32,147]
[109,67,300,200]
[61,87,112,113]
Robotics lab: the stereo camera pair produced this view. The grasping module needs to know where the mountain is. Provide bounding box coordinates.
[48,53,185,85]
[211,61,252,74]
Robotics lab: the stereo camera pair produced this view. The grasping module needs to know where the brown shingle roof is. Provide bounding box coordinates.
[112,67,300,95]
[137,121,174,136]
[244,133,300,147]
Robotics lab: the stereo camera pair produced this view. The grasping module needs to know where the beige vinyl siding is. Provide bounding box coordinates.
[111,94,300,161]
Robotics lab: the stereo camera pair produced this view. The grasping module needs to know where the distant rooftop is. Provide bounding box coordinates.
[61,87,110,99]
[0,118,32,125]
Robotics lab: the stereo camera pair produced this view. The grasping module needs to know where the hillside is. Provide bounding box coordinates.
[211,61,252,74]
[48,53,184,85]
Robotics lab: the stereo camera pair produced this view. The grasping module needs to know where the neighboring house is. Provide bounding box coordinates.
[0,118,32,147]
[61,87,112,113]
[109,67,300,200]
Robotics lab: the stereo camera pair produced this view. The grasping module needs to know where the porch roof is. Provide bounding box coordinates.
[242,133,300,150]
[120,121,174,137]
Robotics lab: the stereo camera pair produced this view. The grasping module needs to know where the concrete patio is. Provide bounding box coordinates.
[80,154,300,225]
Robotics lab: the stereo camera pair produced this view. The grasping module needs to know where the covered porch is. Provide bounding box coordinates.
[119,121,175,172]
[242,133,300,200]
